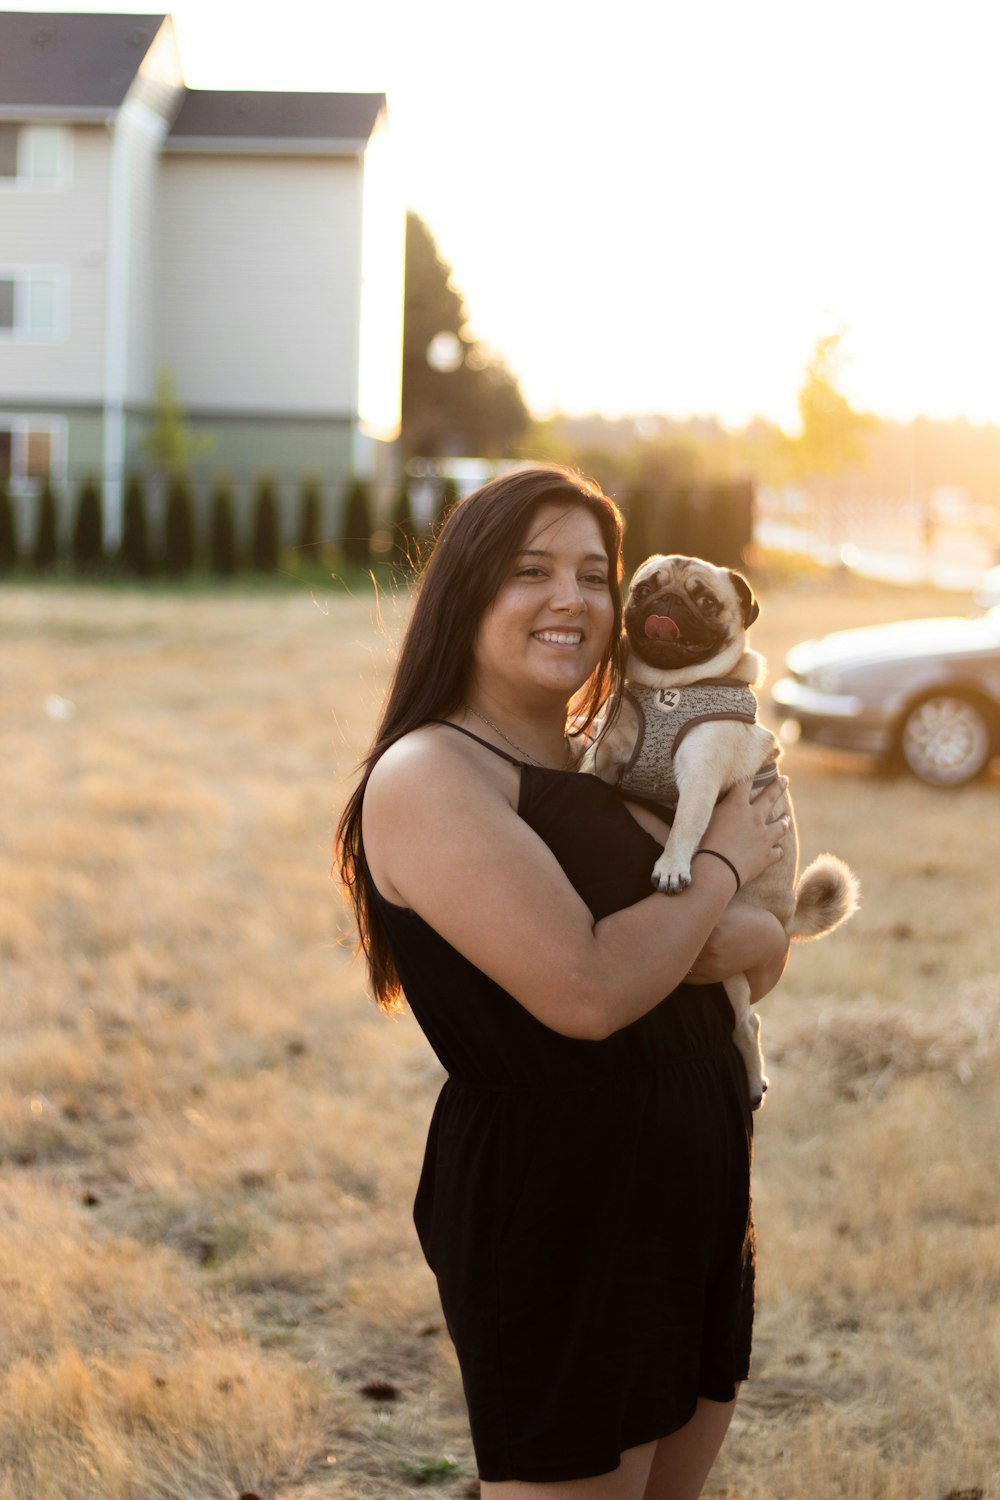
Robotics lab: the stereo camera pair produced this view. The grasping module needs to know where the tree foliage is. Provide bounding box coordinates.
[0,480,16,571]
[788,332,878,478]
[391,481,419,570]
[210,475,239,575]
[401,213,530,458]
[251,475,280,572]
[341,478,373,568]
[120,473,150,577]
[142,368,213,480]
[298,474,322,558]
[72,477,104,573]
[33,480,58,571]
[163,476,196,574]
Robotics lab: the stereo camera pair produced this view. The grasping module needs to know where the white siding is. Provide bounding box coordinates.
[119,18,184,402]
[115,103,174,402]
[157,154,364,413]
[357,110,404,442]
[0,124,109,401]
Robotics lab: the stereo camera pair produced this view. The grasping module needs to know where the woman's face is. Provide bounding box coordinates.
[471,503,616,709]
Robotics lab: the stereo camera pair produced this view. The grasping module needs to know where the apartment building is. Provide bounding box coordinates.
[0,10,403,545]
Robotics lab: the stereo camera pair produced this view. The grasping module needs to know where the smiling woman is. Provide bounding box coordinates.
[335,465,791,1498]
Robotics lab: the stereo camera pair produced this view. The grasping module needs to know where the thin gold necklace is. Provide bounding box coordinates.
[468,707,567,769]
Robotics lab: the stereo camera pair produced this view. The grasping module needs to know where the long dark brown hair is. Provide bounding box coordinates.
[335,464,626,1011]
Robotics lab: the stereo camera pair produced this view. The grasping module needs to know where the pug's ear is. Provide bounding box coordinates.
[728,570,759,627]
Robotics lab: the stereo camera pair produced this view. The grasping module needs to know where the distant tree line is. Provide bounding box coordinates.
[0,472,443,580]
[617,478,755,575]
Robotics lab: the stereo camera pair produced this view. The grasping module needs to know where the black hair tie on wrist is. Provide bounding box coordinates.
[693,847,741,894]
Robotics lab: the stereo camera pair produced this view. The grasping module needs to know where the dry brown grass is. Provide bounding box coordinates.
[1,572,998,1500]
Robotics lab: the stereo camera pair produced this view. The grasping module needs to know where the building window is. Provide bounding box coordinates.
[0,123,71,187]
[0,417,64,491]
[0,268,67,339]
[25,429,53,479]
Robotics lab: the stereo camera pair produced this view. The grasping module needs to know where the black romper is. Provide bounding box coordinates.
[370,726,755,1483]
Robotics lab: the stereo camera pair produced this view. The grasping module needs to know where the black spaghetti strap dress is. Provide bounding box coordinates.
[368,724,755,1484]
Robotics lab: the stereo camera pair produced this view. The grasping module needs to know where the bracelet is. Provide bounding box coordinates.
[693,847,741,894]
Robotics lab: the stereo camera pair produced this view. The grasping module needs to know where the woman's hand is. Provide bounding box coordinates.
[700,775,790,890]
[686,904,790,1001]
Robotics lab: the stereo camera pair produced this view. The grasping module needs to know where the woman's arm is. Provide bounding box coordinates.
[685,904,790,1002]
[623,797,790,1003]
[362,729,789,1041]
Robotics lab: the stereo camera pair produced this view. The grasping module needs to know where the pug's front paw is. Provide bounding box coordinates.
[651,854,692,894]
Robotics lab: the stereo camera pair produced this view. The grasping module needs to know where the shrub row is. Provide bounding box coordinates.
[0,473,754,581]
[0,474,430,578]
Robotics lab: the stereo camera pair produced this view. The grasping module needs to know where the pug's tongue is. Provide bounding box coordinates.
[644,613,682,641]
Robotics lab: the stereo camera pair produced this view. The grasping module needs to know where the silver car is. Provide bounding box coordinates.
[771,581,1000,788]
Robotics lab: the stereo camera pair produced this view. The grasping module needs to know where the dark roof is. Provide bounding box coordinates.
[0,11,167,116]
[166,90,385,153]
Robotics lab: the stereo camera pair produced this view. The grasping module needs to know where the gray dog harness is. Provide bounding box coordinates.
[617,678,779,810]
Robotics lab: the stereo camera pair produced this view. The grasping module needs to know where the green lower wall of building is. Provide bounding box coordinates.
[6,403,400,554]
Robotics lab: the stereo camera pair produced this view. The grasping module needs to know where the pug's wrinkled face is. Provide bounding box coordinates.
[624,554,760,669]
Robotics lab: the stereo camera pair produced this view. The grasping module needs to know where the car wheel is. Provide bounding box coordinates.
[898,692,994,787]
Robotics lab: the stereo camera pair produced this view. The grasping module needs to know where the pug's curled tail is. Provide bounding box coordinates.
[789,855,861,940]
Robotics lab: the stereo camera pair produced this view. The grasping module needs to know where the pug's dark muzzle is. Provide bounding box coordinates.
[625,591,729,667]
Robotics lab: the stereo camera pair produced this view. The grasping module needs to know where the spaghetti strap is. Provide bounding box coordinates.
[427,718,523,766]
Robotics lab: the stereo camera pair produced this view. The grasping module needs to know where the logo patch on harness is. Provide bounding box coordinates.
[654,688,682,711]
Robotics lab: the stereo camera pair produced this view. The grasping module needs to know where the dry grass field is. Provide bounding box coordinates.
[1,567,998,1500]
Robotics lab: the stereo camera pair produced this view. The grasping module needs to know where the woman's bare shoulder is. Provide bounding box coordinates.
[365,722,515,808]
[362,722,520,905]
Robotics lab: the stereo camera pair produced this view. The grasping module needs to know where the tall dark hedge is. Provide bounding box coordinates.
[120,473,150,577]
[250,475,280,572]
[0,481,16,572]
[33,480,58,571]
[621,482,657,577]
[210,476,239,576]
[391,481,419,570]
[434,476,460,532]
[341,478,372,568]
[72,476,103,573]
[298,475,322,558]
[163,476,196,575]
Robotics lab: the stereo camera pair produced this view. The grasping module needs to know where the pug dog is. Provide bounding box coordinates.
[581,554,859,1108]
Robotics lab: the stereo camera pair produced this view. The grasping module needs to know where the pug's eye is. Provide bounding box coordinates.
[632,582,651,600]
[696,592,720,616]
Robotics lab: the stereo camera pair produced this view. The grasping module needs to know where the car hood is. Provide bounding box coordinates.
[786,611,1000,674]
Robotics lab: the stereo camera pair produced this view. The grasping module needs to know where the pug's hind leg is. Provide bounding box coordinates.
[724,973,768,1111]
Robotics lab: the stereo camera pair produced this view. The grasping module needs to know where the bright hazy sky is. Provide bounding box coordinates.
[12,0,1000,427]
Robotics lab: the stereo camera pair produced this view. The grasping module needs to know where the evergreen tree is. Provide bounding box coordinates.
[209,475,239,576]
[0,480,16,572]
[621,482,656,577]
[790,331,877,478]
[143,368,214,477]
[402,213,530,457]
[119,473,150,577]
[33,480,58,571]
[250,475,280,572]
[390,480,419,570]
[163,476,196,575]
[72,476,103,574]
[341,478,373,568]
[298,474,322,560]
[434,476,460,533]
